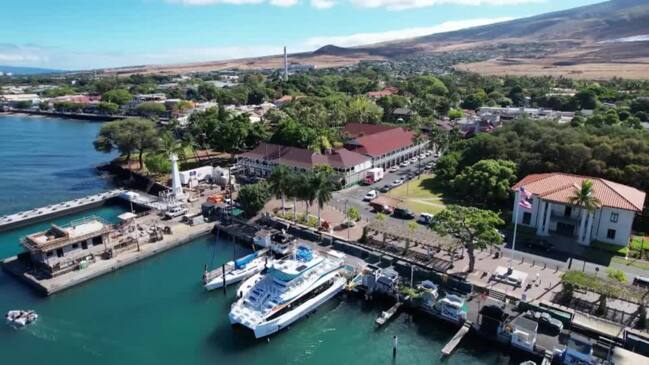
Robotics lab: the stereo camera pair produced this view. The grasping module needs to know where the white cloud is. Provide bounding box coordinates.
[311,0,336,8]
[351,0,542,11]
[270,0,299,5]
[304,17,513,48]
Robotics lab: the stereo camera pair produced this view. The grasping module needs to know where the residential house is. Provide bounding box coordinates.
[391,107,414,122]
[366,87,399,100]
[237,142,371,187]
[512,173,646,247]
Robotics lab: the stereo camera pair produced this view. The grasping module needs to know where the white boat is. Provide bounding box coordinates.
[434,294,467,324]
[5,310,38,327]
[204,250,270,291]
[229,245,346,338]
[270,232,294,256]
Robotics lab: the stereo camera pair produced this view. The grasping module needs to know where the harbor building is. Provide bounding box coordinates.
[21,217,112,277]
[512,173,646,246]
[342,123,429,169]
[237,142,371,187]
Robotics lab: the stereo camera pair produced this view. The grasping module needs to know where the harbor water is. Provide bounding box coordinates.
[0,116,526,364]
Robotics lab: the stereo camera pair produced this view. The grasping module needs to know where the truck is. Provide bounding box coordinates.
[363,168,385,185]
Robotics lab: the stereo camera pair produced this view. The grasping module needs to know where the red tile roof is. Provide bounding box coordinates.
[366,87,399,99]
[512,173,646,212]
[341,123,397,139]
[344,127,417,158]
[240,142,369,170]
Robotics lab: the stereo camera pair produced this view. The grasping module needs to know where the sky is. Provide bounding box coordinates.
[0,0,604,70]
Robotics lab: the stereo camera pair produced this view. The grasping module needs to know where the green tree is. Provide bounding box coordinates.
[136,102,166,117]
[453,159,517,205]
[312,167,336,225]
[238,181,271,218]
[431,205,504,272]
[434,152,460,186]
[461,93,484,111]
[102,89,133,106]
[448,108,464,120]
[145,154,172,175]
[97,101,119,114]
[405,75,448,97]
[346,207,360,223]
[568,179,601,243]
[268,165,292,212]
[346,96,382,124]
[158,131,185,159]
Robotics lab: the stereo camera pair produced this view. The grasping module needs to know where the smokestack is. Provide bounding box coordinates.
[283,46,288,81]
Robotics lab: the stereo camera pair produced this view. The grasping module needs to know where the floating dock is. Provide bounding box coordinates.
[0,189,125,232]
[441,322,472,356]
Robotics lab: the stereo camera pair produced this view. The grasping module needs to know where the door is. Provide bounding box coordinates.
[556,222,575,236]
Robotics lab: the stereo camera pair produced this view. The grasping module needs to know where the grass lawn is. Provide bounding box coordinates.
[611,256,649,271]
[387,174,449,215]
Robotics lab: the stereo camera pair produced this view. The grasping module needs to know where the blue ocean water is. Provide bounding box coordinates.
[0,114,116,216]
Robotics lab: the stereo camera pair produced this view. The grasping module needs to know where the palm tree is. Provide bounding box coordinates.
[299,172,318,218]
[569,179,601,243]
[269,166,291,212]
[159,132,185,159]
[314,171,335,225]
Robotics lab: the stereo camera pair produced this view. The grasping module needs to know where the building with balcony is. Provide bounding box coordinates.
[342,123,429,169]
[237,142,371,187]
[512,173,646,247]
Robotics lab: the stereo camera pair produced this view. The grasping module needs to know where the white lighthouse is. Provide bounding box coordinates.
[170,153,185,200]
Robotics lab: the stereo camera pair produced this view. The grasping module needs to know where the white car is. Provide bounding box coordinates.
[363,190,378,201]
[389,166,400,173]
[391,179,403,187]
[400,161,410,167]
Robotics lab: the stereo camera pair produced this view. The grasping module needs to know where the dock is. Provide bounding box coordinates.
[375,298,407,327]
[2,218,214,295]
[0,189,125,232]
[441,321,472,356]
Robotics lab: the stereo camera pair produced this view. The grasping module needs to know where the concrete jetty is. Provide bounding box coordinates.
[441,322,471,356]
[0,189,125,232]
[2,218,214,295]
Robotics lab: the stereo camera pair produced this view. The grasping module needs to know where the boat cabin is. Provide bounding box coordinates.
[561,334,594,365]
[510,317,538,352]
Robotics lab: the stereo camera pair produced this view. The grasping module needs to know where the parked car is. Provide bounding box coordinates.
[400,161,410,167]
[393,207,415,219]
[389,166,400,173]
[391,179,403,187]
[425,163,434,169]
[363,190,378,201]
[379,184,391,193]
[370,203,393,214]
[418,213,434,225]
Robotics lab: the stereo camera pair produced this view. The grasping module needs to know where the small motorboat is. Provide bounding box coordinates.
[5,310,38,327]
[204,251,270,291]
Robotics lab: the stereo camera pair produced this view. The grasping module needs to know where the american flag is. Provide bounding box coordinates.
[519,186,532,210]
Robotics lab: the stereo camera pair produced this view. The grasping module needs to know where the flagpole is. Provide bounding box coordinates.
[510,189,520,270]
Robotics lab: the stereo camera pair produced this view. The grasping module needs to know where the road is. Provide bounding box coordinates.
[331,152,440,225]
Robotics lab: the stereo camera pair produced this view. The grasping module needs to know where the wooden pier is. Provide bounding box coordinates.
[441,322,472,356]
[0,189,125,232]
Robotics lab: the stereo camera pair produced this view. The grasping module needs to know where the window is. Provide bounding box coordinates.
[607,229,616,240]
[56,248,64,258]
[610,212,619,223]
[46,251,54,258]
[71,243,78,249]
[564,206,572,217]
[81,242,88,250]
[522,212,531,225]
[92,236,103,246]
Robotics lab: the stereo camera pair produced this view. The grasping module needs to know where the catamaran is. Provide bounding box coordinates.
[204,250,270,291]
[229,245,346,338]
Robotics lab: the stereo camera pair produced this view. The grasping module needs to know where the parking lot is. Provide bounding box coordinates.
[332,151,441,225]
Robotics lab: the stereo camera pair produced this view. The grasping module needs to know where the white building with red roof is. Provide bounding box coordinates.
[237,142,371,187]
[512,173,646,246]
[342,123,428,169]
